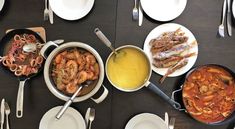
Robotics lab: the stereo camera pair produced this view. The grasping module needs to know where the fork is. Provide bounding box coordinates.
[87,108,95,129]
[132,0,138,20]
[218,0,227,37]
[4,102,10,129]
[44,0,49,21]
[169,118,175,129]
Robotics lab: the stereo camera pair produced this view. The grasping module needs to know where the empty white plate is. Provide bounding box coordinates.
[140,0,187,21]
[49,0,95,20]
[233,0,235,19]
[0,0,5,11]
[125,113,168,129]
[39,106,86,129]
[143,23,198,77]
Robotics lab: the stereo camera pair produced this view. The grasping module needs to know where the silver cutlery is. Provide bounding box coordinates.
[55,86,83,119]
[55,81,92,119]
[219,0,227,37]
[87,108,95,129]
[4,102,10,129]
[0,99,5,129]
[132,0,138,20]
[44,0,49,21]
[85,108,91,126]
[49,4,54,24]
[138,2,143,26]
[164,112,169,127]
[169,117,175,129]
[227,0,232,36]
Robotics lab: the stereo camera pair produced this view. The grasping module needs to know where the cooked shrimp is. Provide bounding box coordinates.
[66,83,78,94]
[55,54,62,64]
[85,53,96,65]
[77,55,86,71]
[74,49,80,59]
[78,71,88,84]
[65,52,75,59]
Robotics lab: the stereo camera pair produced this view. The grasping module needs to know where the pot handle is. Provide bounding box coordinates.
[146,82,182,110]
[16,79,28,118]
[40,41,59,59]
[91,85,109,104]
[171,85,186,112]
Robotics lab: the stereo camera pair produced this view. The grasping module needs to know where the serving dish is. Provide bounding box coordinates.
[143,23,198,77]
[0,29,45,118]
[172,64,235,125]
[40,41,108,103]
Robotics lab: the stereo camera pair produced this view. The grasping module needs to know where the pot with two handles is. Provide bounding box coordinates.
[40,41,108,104]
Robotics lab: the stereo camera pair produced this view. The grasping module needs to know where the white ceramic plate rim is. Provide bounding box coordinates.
[0,0,5,11]
[39,106,86,129]
[140,0,187,21]
[49,0,95,20]
[143,23,198,77]
[125,113,168,129]
[233,0,235,19]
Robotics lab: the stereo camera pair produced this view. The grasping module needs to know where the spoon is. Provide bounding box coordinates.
[23,39,65,53]
[55,81,92,119]
[23,43,37,53]
[94,28,125,61]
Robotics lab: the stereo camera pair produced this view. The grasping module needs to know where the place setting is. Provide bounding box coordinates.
[132,0,187,26]
[44,0,95,23]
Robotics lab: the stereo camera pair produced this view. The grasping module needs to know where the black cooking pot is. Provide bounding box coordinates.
[171,64,235,125]
[0,29,45,118]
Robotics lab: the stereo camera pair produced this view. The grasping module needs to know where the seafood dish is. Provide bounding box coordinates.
[0,34,44,76]
[51,48,100,96]
[149,28,197,83]
[182,66,235,124]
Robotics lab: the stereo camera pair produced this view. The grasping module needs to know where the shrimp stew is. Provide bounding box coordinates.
[182,66,235,124]
[51,48,100,96]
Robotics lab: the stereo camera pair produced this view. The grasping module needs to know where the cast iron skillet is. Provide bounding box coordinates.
[172,64,235,125]
[0,29,45,118]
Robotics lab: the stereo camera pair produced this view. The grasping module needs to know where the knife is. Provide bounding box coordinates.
[227,0,232,36]
[165,112,169,127]
[49,4,54,24]
[0,99,5,129]
[138,2,143,26]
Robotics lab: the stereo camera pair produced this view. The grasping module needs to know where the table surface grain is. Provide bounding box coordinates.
[0,0,234,129]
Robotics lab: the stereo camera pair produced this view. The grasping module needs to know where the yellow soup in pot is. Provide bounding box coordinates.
[107,47,150,90]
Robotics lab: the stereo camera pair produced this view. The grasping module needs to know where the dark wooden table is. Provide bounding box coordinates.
[0,0,234,129]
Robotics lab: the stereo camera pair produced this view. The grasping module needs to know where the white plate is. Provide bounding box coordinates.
[140,0,187,21]
[143,23,198,77]
[233,0,235,19]
[125,113,168,129]
[49,0,95,20]
[0,0,5,11]
[39,106,86,129]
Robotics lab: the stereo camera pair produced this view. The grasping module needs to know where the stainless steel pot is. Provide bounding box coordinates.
[105,45,181,110]
[40,41,108,103]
